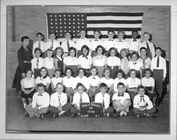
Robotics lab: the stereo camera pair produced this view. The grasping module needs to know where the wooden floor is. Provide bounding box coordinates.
[6,88,170,134]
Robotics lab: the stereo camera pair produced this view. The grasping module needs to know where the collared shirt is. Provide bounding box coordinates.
[102,39,116,51]
[51,77,63,89]
[120,57,130,74]
[133,94,153,110]
[88,75,101,87]
[62,76,75,88]
[31,57,44,71]
[74,76,89,89]
[32,92,50,109]
[74,38,91,50]
[126,77,141,88]
[141,77,155,87]
[128,39,140,52]
[21,77,35,89]
[45,39,60,51]
[72,92,90,108]
[35,76,51,86]
[94,92,110,109]
[92,55,107,67]
[63,56,79,66]
[138,57,151,69]
[106,56,121,67]
[89,39,103,51]
[129,60,143,71]
[139,41,155,58]
[43,57,55,69]
[114,40,129,53]
[100,77,114,88]
[60,39,76,52]
[50,92,67,107]
[78,55,92,69]
[151,56,167,78]
[112,92,130,104]
[33,40,46,54]
[114,78,127,92]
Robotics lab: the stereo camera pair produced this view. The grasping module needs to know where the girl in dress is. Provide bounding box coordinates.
[51,69,63,92]
[92,45,107,77]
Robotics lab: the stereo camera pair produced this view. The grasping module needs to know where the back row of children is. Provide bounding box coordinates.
[12,30,168,117]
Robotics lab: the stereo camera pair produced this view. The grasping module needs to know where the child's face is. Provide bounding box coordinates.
[38,86,45,94]
[132,31,138,39]
[79,70,84,77]
[55,71,61,77]
[138,88,145,96]
[41,69,47,77]
[65,33,71,40]
[140,49,147,57]
[117,72,123,79]
[118,32,124,39]
[104,70,110,77]
[37,35,43,41]
[145,71,151,78]
[56,84,63,93]
[56,49,62,56]
[80,31,86,38]
[22,39,29,47]
[108,32,114,39]
[66,70,72,77]
[130,71,136,78]
[78,86,84,94]
[97,47,103,55]
[120,50,126,58]
[94,31,100,39]
[132,54,138,61]
[35,50,41,58]
[110,49,116,56]
[156,49,161,56]
[82,48,88,56]
[91,68,97,76]
[117,85,125,94]
[26,71,32,78]
[70,50,75,57]
[47,50,53,57]
[143,33,150,41]
[49,34,56,40]
[100,87,107,93]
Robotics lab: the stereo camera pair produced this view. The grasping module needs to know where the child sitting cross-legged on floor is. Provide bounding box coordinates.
[133,85,156,118]
[25,83,50,119]
[112,82,131,117]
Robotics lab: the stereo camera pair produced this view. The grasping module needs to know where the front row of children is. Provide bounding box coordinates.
[23,81,156,119]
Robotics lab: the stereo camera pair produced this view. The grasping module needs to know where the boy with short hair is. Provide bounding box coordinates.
[112,82,131,117]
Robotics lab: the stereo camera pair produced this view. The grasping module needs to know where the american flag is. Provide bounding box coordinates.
[46,12,144,38]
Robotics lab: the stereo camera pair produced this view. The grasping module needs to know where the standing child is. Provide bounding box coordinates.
[35,67,51,92]
[45,33,60,51]
[51,69,63,92]
[20,70,35,107]
[25,83,50,119]
[103,30,116,51]
[126,69,141,101]
[43,49,55,78]
[63,47,79,77]
[62,68,75,103]
[71,83,90,117]
[133,86,156,118]
[114,70,127,92]
[50,83,70,118]
[94,83,113,117]
[92,45,107,77]
[112,82,131,117]
[106,47,121,78]
[88,67,101,101]
[31,48,44,78]
[54,47,64,74]
[151,47,167,106]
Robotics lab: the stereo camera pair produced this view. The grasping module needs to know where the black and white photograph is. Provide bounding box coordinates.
[0,0,177,139]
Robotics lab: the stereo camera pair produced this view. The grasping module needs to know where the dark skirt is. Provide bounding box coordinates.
[109,66,119,79]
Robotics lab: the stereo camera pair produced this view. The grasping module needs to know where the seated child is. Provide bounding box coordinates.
[133,86,156,118]
[51,69,63,92]
[25,83,50,119]
[112,82,131,117]
[71,83,90,117]
[50,83,70,118]
[141,69,156,104]
[94,83,113,117]
[88,67,101,101]
[20,70,35,107]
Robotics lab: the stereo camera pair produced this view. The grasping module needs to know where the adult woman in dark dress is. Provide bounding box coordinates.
[12,36,33,93]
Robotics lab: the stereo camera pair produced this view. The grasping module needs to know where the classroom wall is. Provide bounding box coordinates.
[6,6,170,88]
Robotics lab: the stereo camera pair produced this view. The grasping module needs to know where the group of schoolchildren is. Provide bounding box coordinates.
[12,30,168,119]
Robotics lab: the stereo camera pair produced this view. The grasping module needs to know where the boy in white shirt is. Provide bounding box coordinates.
[45,33,60,51]
[133,86,156,118]
[50,83,70,118]
[25,83,50,119]
[112,82,131,117]
[71,83,90,117]
[31,48,44,78]
[94,83,113,117]
[51,69,63,92]
[151,47,167,106]
[114,70,127,92]
[128,31,140,54]
[103,30,116,51]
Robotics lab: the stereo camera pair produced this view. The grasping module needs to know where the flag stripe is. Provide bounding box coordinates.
[86,12,144,16]
[87,16,143,21]
[87,27,142,31]
[87,20,143,24]
[87,23,142,28]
